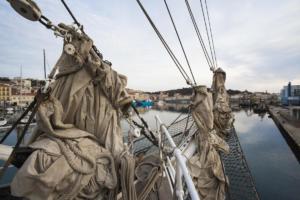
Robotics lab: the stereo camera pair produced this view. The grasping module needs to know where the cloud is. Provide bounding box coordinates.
[0,0,299,92]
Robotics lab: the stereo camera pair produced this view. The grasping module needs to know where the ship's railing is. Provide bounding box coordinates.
[155,115,200,200]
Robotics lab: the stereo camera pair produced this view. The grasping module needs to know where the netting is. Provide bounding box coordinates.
[221,128,260,200]
[132,114,260,200]
[132,115,197,155]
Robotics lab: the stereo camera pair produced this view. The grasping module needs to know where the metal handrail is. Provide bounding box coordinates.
[155,115,200,200]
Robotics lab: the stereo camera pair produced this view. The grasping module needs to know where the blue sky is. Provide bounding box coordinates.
[0,0,299,92]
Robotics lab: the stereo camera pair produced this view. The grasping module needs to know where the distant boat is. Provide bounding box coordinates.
[6,107,14,115]
[157,100,165,106]
[0,117,8,126]
[132,99,153,108]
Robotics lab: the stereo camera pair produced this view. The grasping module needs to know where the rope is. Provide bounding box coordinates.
[135,161,162,200]
[120,152,137,200]
[131,105,158,146]
[0,100,36,144]
[185,0,214,71]
[0,96,40,179]
[54,138,96,174]
[204,0,218,69]
[163,0,197,85]
[60,0,81,28]
[167,112,185,128]
[199,0,216,69]
[131,120,155,145]
[136,0,193,86]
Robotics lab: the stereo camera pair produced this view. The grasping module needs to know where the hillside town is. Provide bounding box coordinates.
[2,77,300,108]
[0,77,44,107]
[0,77,299,148]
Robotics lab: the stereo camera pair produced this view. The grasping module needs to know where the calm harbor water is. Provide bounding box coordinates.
[125,107,300,199]
[1,107,300,199]
[233,109,300,200]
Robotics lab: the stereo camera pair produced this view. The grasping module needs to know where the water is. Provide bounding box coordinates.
[126,107,300,199]
[0,126,33,186]
[233,109,300,200]
[1,108,300,199]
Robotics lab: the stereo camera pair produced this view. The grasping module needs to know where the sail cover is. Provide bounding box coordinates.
[211,68,234,137]
[11,24,132,199]
[188,85,229,200]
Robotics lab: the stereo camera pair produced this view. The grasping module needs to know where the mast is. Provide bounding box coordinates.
[20,65,22,107]
[43,49,46,80]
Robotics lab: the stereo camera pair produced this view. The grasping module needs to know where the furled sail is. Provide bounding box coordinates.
[211,68,234,137]
[11,24,132,199]
[188,85,229,200]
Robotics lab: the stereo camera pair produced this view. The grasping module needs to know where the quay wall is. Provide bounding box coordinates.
[268,106,300,150]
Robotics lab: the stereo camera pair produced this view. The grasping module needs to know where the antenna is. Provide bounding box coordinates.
[43,49,46,79]
[20,65,22,106]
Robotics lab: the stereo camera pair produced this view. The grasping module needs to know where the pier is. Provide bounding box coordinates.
[268,106,300,149]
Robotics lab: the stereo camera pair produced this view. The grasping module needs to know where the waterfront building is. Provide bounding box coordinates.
[9,87,35,106]
[164,93,191,104]
[10,92,35,106]
[0,83,12,102]
[158,92,168,100]
[280,82,300,105]
[12,77,32,94]
[127,89,150,100]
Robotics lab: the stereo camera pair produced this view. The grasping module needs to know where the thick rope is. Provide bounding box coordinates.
[54,138,96,174]
[135,161,162,200]
[120,152,137,200]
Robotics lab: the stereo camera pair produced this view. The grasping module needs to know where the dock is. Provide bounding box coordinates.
[268,106,300,149]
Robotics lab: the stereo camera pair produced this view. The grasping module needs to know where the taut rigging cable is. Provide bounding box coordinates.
[199,0,216,69]
[163,0,197,85]
[136,0,194,86]
[185,0,214,71]
[204,0,218,69]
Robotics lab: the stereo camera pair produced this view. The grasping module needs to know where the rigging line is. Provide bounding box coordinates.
[163,0,197,85]
[185,0,214,71]
[199,0,215,69]
[131,105,158,144]
[155,27,191,84]
[138,0,191,84]
[156,28,191,85]
[186,0,213,70]
[136,0,193,85]
[204,0,218,70]
[61,0,81,28]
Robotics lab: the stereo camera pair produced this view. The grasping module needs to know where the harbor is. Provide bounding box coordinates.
[0,0,300,200]
[1,106,300,200]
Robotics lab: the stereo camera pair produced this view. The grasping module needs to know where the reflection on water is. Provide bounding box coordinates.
[128,105,300,200]
[153,103,189,113]
[234,109,300,200]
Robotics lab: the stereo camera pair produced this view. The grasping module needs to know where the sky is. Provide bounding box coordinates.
[0,0,299,93]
